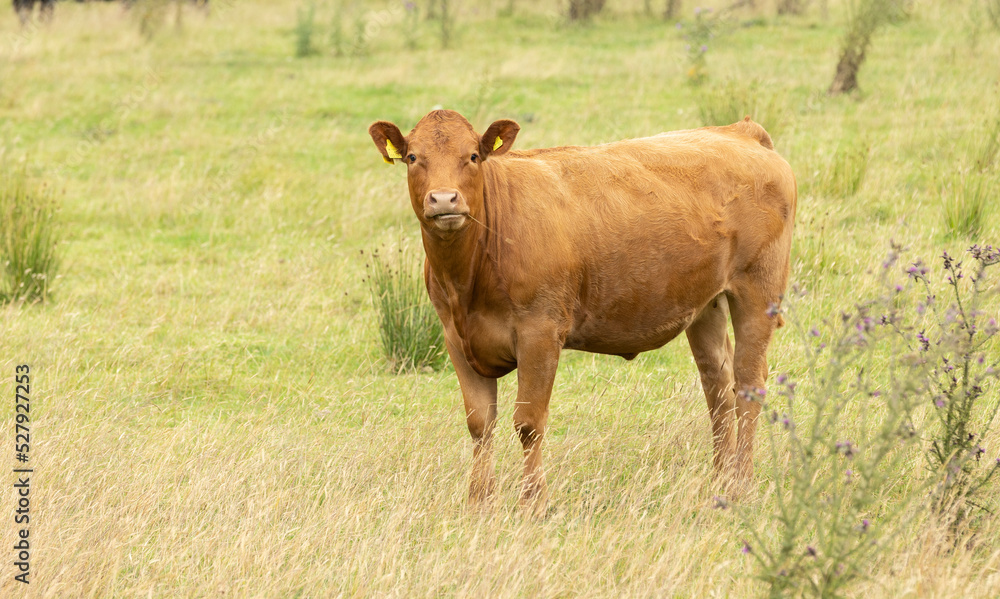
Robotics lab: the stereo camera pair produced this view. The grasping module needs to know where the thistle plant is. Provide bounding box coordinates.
[902,245,1000,527]
[677,7,717,86]
[742,252,926,598]
[403,2,420,51]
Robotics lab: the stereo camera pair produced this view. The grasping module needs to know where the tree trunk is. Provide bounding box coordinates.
[664,0,681,20]
[829,44,865,94]
[568,0,605,20]
[828,0,886,95]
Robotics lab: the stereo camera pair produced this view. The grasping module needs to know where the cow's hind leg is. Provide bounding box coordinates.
[686,294,738,476]
[726,270,786,483]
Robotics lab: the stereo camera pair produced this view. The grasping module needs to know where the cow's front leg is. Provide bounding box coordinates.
[443,330,498,506]
[513,323,562,516]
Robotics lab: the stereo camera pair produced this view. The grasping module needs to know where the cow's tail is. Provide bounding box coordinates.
[735,116,774,150]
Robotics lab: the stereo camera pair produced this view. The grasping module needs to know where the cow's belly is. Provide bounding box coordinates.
[562,259,726,358]
[563,304,701,357]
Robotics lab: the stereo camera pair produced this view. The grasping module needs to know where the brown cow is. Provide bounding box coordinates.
[369,110,796,512]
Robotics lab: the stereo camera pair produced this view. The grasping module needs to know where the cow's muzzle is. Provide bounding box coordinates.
[423,189,469,231]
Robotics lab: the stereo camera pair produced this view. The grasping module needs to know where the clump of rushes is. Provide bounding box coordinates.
[0,163,60,304]
[903,246,1000,530]
[808,137,871,198]
[697,77,788,139]
[940,170,993,240]
[364,243,447,374]
[741,247,926,597]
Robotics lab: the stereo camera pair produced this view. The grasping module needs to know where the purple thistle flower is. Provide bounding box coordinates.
[917,330,930,352]
[741,540,752,554]
[836,440,856,458]
[986,318,998,336]
[809,327,820,337]
[860,518,870,532]
[700,44,708,52]
[806,546,817,557]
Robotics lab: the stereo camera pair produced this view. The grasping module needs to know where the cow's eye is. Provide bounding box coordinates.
[407,154,417,163]
[470,153,479,163]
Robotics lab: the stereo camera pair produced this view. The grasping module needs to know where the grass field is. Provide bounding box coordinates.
[2,0,1000,596]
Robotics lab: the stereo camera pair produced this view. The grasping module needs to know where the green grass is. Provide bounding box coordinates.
[1,0,999,596]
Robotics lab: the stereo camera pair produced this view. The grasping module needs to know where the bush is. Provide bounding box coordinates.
[295,2,317,58]
[364,243,447,374]
[0,164,60,304]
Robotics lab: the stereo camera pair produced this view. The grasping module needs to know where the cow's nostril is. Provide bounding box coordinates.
[431,192,458,204]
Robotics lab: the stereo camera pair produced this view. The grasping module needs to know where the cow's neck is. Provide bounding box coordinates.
[421,224,484,304]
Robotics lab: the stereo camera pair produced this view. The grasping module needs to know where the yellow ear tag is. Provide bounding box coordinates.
[385,139,403,160]
[493,136,503,151]
[382,156,394,164]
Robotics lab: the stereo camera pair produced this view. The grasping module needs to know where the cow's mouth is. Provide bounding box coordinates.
[431,213,468,230]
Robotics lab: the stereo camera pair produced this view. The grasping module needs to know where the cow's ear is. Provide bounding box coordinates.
[369,121,408,165]
[479,119,520,160]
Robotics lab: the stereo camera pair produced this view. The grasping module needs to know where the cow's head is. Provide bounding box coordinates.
[369,110,519,233]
